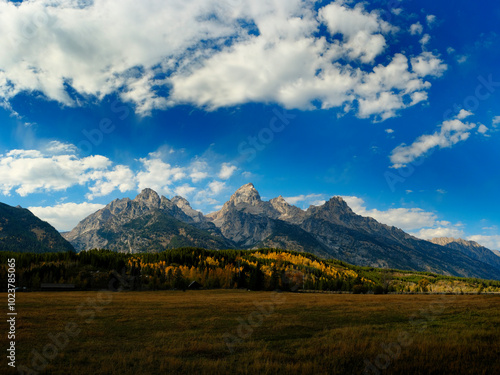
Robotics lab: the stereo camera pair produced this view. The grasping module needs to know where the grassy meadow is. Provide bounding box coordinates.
[7,290,500,375]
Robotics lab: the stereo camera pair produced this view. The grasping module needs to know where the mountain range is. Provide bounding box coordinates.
[59,183,500,280]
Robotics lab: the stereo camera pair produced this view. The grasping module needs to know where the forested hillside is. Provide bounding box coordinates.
[1,248,498,294]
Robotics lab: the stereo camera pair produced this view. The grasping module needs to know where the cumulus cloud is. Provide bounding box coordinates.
[411,52,447,77]
[419,34,431,47]
[0,0,446,120]
[0,148,116,196]
[283,193,326,207]
[413,226,465,240]
[174,184,196,198]
[188,160,210,183]
[0,144,238,205]
[341,196,470,241]
[390,115,476,168]
[409,22,423,35]
[208,181,226,195]
[191,180,227,207]
[28,202,105,232]
[477,124,489,135]
[342,196,439,231]
[426,14,437,26]
[467,235,500,251]
[135,157,186,197]
[218,163,237,180]
[456,109,473,120]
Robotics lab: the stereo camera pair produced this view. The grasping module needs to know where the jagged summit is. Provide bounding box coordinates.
[171,196,207,224]
[229,183,261,206]
[171,195,191,207]
[305,196,354,224]
[134,188,161,207]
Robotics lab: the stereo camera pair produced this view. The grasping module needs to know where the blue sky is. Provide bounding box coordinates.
[0,0,499,250]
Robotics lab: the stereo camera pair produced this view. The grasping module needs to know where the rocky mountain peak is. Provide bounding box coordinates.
[171,196,191,209]
[171,195,206,224]
[270,195,293,211]
[270,195,305,224]
[273,195,286,202]
[230,183,262,206]
[134,188,161,208]
[326,196,353,211]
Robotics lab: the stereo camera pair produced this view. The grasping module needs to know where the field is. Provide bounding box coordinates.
[7,290,500,374]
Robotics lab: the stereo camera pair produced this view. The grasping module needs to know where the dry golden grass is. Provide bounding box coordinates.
[5,290,500,374]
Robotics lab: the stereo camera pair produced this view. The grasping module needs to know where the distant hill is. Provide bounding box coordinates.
[0,202,74,253]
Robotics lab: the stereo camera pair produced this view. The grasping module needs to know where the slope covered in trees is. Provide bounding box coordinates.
[0,202,75,253]
[1,248,499,294]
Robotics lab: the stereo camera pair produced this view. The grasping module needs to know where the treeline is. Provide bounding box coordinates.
[1,248,499,294]
[0,248,377,293]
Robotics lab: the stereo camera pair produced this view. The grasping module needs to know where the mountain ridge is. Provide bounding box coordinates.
[60,184,500,280]
[0,202,74,253]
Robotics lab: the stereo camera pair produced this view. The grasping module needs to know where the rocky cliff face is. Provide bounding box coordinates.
[0,202,74,253]
[64,189,232,252]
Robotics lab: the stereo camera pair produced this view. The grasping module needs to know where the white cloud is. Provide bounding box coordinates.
[284,193,326,206]
[0,148,117,196]
[28,202,105,232]
[135,157,186,196]
[411,52,447,77]
[192,180,227,207]
[208,180,226,195]
[218,163,237,180]
[87,164,137,199]
[174,184,196,198]
[457,55,468,64]
[341,196,469,241]
[44,141,78,155]
[342,196,439,231]
[413,227,465,240]
[0,0,446,121]
[419,34,431,47]
[0,144,239,202]
[354,53,436,121]
[426,15,437,26]
[189,160,209,183]
[456,109,473,120]
[390,116,476,168]
[385,128,394,134]
[409,22,423,35]
[477,124,488,134]
[493,116,500,126]
[467,235,500,251]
